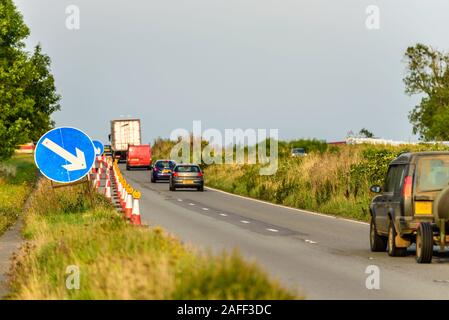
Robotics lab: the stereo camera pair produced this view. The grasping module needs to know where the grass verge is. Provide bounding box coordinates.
[0,154,36,236]
[7,179,298,299]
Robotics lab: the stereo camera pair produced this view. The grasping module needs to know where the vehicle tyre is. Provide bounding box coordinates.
[151,176,156,183]
[387,220,407,257]
[197,185,204,192]
[126,165,130,171]
[169,184,175,191]
[416,222,433,264]
[370,217,387,252]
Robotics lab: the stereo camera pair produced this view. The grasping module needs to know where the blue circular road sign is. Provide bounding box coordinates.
[34,127,96,183]
[92,140,104,156]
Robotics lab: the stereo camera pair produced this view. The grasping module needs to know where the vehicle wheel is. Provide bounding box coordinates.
[387,220,407,257]
[169,184,175,191]
[197,186,204,192]
[126,165,130,171]
[151,176,156,183]
[416,222,433,264]
[370,217,387,252]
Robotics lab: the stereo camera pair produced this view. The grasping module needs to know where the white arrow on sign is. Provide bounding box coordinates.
[95,147,101,155]
[42,138,87,171]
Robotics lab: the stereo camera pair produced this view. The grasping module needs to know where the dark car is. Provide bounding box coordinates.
[151,160,176,182]
[369,151,449,263]
[169,164,204,191]
[104,144,113,157]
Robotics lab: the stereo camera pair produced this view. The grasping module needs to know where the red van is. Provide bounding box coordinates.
[126,144,152,170]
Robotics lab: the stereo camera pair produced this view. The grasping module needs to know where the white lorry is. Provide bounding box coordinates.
[109,119,141,162]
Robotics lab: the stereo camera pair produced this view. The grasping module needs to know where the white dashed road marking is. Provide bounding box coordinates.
[266,228,279,233]
[189,203,195,206]
[220,213,228,217]
[240,220,250,224]
[177,199,183,202]
[305,239,317,244]
[202,208,209,211]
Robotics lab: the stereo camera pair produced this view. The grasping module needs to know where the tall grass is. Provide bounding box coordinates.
[151,138,449,221]
[205,143,449,220]
[8,179,297,299]
[0,155,36,235]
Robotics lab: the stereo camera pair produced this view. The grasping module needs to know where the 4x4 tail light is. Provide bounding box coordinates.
[402,176,413,198]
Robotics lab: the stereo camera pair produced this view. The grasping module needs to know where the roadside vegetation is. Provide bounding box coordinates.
[0,155,36,236]
[152,138,449,221]
[8,179,297,299]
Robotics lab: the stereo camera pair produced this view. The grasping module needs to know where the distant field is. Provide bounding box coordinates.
[0,155,36,235]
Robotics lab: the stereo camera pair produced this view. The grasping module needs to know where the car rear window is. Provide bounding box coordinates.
[156,161,175,169]
[175,165,200,173]
[416,156,449,192]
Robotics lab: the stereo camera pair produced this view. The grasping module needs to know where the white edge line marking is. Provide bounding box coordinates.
[205,186,369,226]
[266,228,279,232]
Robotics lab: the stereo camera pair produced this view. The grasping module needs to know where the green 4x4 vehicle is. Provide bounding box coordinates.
[369,151,449,263]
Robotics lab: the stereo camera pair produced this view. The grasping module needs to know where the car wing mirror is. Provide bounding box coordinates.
[370,185,382,193]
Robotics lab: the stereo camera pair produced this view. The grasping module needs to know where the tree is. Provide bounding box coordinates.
[0,0,60,159]
[403,43,449,141]
[359,128,375,138]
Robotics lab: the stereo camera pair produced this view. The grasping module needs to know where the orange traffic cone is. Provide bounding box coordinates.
[96,172,101,190]
[117,180,122,198]
[121,187,127,211]
[130,191,141,225]
[125,190,133,219]
[104,179,111,200]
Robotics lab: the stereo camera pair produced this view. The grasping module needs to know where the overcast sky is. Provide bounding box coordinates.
[13,0,449,144]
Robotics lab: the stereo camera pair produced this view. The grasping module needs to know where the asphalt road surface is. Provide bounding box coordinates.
[121,165,449,299]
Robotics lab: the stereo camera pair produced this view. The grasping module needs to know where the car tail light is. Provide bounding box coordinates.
[197,172,203,177]
[173,172,178,177]
[402,176,412,198]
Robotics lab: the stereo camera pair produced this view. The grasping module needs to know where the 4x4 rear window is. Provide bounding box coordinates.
[416,156,449,192]
[384,165,406,193]
[175,165,200,173]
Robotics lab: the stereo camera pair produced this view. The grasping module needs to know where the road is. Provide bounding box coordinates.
[121,165,449,299]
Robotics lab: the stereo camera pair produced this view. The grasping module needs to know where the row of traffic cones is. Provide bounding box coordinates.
[112,160,142,225]
[90,156,142,226]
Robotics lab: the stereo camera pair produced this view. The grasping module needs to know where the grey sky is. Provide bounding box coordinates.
[13,0,449,144]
